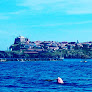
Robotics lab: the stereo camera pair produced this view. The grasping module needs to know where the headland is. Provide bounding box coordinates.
[0,36,92,61]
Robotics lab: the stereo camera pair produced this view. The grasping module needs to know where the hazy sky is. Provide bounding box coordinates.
[0,0,92,50]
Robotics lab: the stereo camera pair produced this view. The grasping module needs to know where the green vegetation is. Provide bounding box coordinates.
[0,48,92,59]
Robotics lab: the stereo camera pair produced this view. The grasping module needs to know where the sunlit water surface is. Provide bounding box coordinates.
[0,59,92,92]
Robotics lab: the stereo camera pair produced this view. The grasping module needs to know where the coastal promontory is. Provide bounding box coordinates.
[0,36,92,61]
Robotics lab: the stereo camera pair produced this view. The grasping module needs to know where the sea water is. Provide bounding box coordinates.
[0,59,92,92]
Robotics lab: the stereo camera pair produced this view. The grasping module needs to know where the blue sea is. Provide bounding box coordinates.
[0,59,92,92]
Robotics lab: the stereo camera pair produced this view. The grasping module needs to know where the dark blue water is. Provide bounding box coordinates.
[0,59,92,92]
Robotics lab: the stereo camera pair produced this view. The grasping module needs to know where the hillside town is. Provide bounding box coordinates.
[9,36,92,53]
[0,36,92,61]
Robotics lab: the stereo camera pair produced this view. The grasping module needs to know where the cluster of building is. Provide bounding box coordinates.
[9,36,92,54]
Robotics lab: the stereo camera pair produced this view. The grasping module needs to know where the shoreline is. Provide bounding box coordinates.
[0,57,90,62]
[0,58,64,62]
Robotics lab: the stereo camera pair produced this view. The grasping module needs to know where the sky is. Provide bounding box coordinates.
[0,0,92,50]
